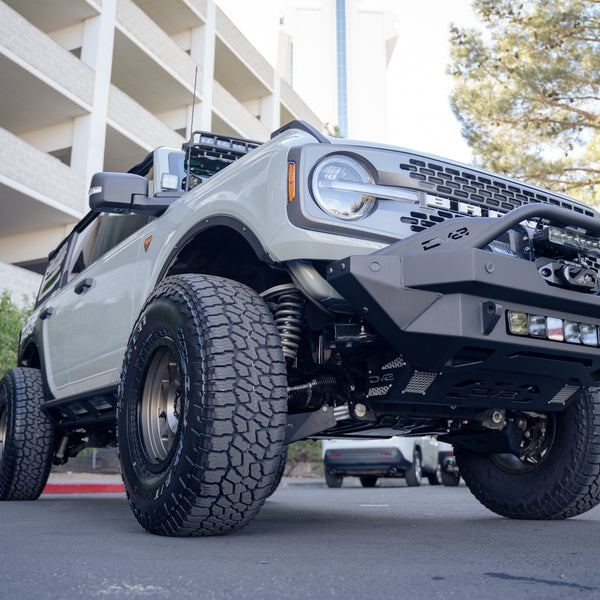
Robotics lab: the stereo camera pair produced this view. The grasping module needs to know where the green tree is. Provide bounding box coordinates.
[0,290,32,376]
[449,0,600,204]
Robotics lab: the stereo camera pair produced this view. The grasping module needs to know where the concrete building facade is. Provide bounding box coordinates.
[0,0,322,302]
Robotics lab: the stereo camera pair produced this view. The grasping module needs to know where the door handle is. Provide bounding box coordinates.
[40,307,54,320]
[74,278,94,295]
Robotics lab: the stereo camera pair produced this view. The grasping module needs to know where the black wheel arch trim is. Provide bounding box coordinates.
[156,215,275,284]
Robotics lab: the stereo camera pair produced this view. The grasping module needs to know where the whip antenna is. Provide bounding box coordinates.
[185,66,199,192]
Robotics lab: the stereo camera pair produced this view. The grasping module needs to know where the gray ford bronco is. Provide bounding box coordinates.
[2,121,600,535]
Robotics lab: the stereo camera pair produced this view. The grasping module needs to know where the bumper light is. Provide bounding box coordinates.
[507,312,598,346]
[528,315,547,338]
[547,317,564,341]
[581,323,598,346]
[508,312,528,335]
[564,321,581,344]
[539,226,600,255]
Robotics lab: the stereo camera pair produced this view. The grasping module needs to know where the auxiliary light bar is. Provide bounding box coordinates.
[507,311,599,346]
[536,226,600,255]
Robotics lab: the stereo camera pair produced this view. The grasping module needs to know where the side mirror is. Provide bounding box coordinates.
[89,172,148,214]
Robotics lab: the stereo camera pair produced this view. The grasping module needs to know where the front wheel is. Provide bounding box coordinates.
[118,274,287,536]
[456,388,600,519]
[427,465,442,486]
[404,449,422,487]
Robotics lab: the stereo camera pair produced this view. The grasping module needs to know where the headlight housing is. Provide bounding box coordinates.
[311,155,376,220]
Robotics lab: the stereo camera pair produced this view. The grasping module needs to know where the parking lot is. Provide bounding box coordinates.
[1,478,599,599]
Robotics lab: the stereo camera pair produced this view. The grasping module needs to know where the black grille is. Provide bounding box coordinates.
[400,157,595,221]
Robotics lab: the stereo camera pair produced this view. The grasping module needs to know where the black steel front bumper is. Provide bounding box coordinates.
[327,204,600,411]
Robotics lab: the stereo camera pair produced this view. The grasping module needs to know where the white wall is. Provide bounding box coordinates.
[0,262,41,306]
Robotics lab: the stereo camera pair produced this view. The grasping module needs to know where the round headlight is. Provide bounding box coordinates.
[311,155,376,220]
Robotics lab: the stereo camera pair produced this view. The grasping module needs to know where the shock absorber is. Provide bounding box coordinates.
[288,375,338,410]
[261,284,305,362]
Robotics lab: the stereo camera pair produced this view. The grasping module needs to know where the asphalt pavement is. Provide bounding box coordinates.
[1,477,599,600]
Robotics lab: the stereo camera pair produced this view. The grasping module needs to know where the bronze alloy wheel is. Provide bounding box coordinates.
[138,344,182,465]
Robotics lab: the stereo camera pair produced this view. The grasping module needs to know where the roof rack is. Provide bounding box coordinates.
[182,130,261,162]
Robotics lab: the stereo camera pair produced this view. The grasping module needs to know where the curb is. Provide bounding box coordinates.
[43,482,125,495]
[41,475,326,495]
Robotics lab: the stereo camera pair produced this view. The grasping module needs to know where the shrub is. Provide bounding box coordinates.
[0,290,33,376]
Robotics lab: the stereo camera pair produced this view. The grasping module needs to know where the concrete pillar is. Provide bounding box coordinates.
[70,0,117,186]
[260,73,281,132]
[189,0,216,133]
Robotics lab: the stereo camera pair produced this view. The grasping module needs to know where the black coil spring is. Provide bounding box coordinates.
[274,291,305,361]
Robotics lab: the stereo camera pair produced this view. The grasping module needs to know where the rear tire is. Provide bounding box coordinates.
[456,388,600,519]
[118,274,287,536]
[404,449,422,487]
[440,470,460,487]
[325,471,343,488]
[359,475,378,488]
[0,368,54,500]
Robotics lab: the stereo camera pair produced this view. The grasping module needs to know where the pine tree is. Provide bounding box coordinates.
[449,0,600,204]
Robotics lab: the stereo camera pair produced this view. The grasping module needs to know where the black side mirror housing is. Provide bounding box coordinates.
[89,172,149,214]
[89,172,179,216]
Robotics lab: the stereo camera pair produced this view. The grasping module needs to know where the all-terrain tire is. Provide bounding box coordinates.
[0,368,55,500]
[267,446,288,497]
[404,449,422,487]
[117,274,287,536]
[456,388,600,519]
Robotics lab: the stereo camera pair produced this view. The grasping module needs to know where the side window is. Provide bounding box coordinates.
[90,213,151,264]
[37,241,69,304]
[68,216,101,281]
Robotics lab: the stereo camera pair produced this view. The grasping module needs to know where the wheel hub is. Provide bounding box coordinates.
[492,413,555,473]
[139,346,182,464]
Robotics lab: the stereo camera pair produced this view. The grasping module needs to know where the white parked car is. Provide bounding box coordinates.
[322,436,441,488]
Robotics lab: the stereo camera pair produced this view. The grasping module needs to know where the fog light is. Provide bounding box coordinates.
[528,315,547,338]
[581,323,598,346]
[508,311,528,335]
[564,321,581,344]
[547,317,564,341]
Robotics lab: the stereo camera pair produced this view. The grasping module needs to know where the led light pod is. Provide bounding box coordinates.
[507,312,528,335]
[564,321,581,344]
[581,323,598,346]
[528,315,547,338]
[546,317,564,341]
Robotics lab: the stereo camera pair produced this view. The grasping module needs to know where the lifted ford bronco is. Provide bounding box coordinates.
[2,121,600,535]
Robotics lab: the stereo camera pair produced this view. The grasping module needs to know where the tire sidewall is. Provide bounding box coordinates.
[456,397,592,517]
[118,296,196,509]
[0,368,54,500]
[0,373,15,473]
